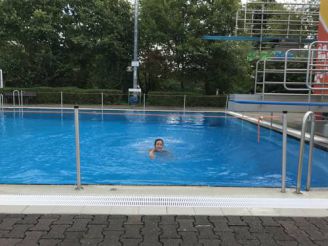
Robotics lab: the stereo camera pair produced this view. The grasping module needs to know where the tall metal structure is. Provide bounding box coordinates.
[235,0,319,51]
[132,0,139,89]
[0,69,3,88]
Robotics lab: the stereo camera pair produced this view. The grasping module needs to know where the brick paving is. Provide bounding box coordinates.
[0,214,327,245]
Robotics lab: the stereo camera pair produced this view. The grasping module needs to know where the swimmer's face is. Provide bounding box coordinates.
[155,140,164,152]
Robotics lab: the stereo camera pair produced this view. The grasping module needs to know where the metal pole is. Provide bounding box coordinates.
[270,112,273,128]
[60,91,63,108]
[101,92,104,110]
[143,93,146,111]
[74,106,82,190]
[132,0,139,89]
[306,115,315,191]
[183,95,186,112]
[281,111,288,193]
[296,111,313,194]
[0,69,3,88]
[225,95,229,113]
[20,90,23,107]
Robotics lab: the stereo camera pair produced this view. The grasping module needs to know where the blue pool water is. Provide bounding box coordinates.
[0,109,327,187]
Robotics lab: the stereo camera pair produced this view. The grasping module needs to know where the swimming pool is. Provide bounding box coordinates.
[0,109,327,188]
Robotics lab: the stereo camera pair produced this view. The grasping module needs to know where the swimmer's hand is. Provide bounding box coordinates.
[149,149,155,159]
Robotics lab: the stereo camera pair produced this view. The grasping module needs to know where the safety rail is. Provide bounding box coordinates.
[254,41,328,96]
[296,111,315,194]
[12,90,23,107]
[235,0,319,51]
[306,41,328,91]
[0,94,3,111]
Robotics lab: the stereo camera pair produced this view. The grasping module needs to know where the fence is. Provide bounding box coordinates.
[1,91,227,110]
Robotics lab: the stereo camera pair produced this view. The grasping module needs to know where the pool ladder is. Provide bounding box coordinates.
[0,93,3,111]
[296,111,315,194]
[13,90,23,107]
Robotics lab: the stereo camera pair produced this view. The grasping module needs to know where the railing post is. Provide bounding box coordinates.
[306,115,315,191]
[296,111,313,194]
[0,94,3,111]
[183,95,186,112]
[143,93,146,111]
[74,106,82,190]
[60,91,63,108]
[101,92,104,111]
[20,90,24,107]
[0,69,3,89]
[281,111,288,193]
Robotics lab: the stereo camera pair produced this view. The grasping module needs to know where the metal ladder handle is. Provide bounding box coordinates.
[12,90,21,107]
[296,111,315,194]
[0,94,3,110]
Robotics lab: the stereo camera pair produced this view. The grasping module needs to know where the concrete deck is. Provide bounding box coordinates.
[0,186,327,217]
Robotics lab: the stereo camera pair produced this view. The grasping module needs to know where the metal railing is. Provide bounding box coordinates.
[0,93,3,111]
[235,0,319,51]
[1,91,227,110]
[296,111,315,194]
[12,90,23,107]
[254,41,328,96]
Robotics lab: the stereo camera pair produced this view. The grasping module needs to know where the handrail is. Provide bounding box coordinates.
[296,111,315,194]
[12,90,21,107]
[0,94,3,111]
[283,49,310,92]
[306,41,328,90]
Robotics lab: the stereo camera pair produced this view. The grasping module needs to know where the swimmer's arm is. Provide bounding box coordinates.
[149,149,155,159]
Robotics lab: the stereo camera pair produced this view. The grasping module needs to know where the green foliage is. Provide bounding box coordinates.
[139,0,252,95]
[0,0,253,96]
[0,0,132,89]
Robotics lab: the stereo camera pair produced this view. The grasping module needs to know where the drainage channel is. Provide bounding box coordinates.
[0,195,327,209]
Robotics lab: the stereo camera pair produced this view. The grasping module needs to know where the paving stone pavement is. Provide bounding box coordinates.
[0,214,327,245]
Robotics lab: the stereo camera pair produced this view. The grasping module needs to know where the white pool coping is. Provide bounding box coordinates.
[0,185,327,217]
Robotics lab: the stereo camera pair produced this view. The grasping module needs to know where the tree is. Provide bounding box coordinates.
[0,0,133,89]
[139,0,252,94]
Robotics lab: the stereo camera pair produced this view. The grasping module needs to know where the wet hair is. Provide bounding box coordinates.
[154,138,164,146]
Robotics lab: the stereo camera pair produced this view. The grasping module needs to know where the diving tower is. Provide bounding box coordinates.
[203,0,319,51]
[226,1,328,113]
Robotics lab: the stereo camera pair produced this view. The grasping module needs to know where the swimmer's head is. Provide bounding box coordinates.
[154,138,164,152]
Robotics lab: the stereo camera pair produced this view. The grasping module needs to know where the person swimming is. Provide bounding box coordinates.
[149,138,169,159]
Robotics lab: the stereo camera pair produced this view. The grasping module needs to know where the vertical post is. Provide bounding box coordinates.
[224,95,228,122]
[132,0,139,89]
[74,106,82,190]
[281,111,288,193]
[259,3,264,51]
[306,115,315,191]
[262,59,266,99]
[235,11,239,36]
[60,91,63,108]
[296,111,313,194]
[20,90,23,107]
[270,112,273,128]
[0,69,3,88]
[143,93,146,111]
[101,92,104,110]
[183,95,186,112]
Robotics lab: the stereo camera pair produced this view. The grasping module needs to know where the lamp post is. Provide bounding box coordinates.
[0,69,3,88]
[132,0,139,89]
